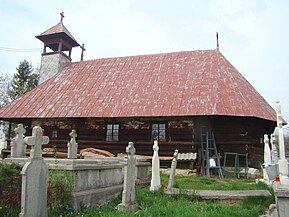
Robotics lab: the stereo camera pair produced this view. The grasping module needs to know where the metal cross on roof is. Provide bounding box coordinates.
[60,12,65,23]
[80,43,86,61]
[24,126,49,158]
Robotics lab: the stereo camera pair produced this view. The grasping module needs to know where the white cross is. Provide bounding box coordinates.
[69,129,77,142]
[126,142,136,156]
[153,140,159,152]
[24,126,49,158]
[15,124,26,139]
[0,122,5,138]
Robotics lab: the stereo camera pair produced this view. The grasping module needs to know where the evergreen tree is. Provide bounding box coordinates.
[8,60,39,101]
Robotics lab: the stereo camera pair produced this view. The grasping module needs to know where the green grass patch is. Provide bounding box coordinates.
[161,173,272,191]
[49,188,273,217]
[49,174,274,217]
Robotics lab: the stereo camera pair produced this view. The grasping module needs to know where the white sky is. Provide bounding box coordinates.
[1,0,289,121]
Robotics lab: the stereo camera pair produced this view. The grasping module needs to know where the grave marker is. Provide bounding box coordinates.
[67,129,78,159]
[271,134,278,165]
[150,140,161,191]
[276,101,289,186]
[167,149,178,192]
[263,134,271,183]
[19,126,49,217]
[11,124,26,158]
[0,122,6,154]
[117,142,138,212]
[264,134,271,167]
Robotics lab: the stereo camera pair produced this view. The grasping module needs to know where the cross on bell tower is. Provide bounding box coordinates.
[36,13,80,84]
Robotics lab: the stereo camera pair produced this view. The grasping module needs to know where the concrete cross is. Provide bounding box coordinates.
[276,101,286,160]
[276,101,289,186]
[126,142,136,157]
[15,124,26,139]
[270,134,278,164]
[168,149,179,191]
[263,134,271,167]
[68,129,78,159]
[69,129,77,142]
[153,140,159,152]
[0,121,5,139]
[24,126,49,158]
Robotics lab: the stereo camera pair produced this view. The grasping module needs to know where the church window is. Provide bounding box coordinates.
[106,124,119,141]
[52,130,58,139]
[152,123,166,141]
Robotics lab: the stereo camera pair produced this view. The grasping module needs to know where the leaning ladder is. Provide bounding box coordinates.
[205,131,223,178]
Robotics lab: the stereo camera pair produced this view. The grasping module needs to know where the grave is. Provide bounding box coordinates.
[150,140,161,191]
[4,126,150,210]
[167,149,178,192]
[11,124,26,158]
[260,101,289,217]
[19,126,49,217]
[0,121,6,154]
[67,129,78,159]
[117,142,138,212]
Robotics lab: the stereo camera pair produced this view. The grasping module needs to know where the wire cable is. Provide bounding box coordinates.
[0,46,42,52]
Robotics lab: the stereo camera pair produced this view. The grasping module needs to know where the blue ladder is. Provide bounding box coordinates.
[205,131,223,178]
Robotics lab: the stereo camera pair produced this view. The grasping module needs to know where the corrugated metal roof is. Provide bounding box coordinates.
[0,49,276,121]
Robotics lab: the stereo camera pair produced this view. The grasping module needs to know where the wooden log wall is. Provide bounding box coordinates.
[30,116,275,168]
[31,117,195,157]
[210,116,275,168]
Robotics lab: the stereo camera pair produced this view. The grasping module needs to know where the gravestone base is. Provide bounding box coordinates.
[71,184,123,210]
[275,188,289,217]
[150,185,161,191]
[117,202,138,212]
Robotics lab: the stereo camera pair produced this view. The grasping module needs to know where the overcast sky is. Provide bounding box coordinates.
[1,0,289,121]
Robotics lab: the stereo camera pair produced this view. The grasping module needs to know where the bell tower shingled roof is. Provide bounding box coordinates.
[36,13,80,84]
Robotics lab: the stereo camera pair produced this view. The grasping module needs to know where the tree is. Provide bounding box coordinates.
[0,73,12,108]
[8,60,39,101]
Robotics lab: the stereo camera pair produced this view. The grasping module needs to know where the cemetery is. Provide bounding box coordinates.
[0,16,288,217]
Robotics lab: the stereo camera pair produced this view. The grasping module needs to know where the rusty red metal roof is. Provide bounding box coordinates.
[0,49,276,121]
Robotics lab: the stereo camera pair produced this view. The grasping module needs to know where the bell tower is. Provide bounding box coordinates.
[36,13,79,84]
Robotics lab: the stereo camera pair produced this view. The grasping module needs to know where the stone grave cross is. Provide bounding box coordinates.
[117,142,138,212]
[19,126,49,217]
[0,122,6,153]
[264,134,271,167]
[276,101,289,186]
[0,121,5,138]
[67,129,78,159]
[167,149,179,192]
[11,124,26,157]
[25,126,49,158]
[126,141,136,158]
[150,140,161,191]
[271,134,279,165]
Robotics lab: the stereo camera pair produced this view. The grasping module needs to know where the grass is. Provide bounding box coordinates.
[49,173,274,217]
[161,174,272,191]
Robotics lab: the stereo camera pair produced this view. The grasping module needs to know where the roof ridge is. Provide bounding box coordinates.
[70,48,219,65]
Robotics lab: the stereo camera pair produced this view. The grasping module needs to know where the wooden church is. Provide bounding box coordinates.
[0,18,276,168]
